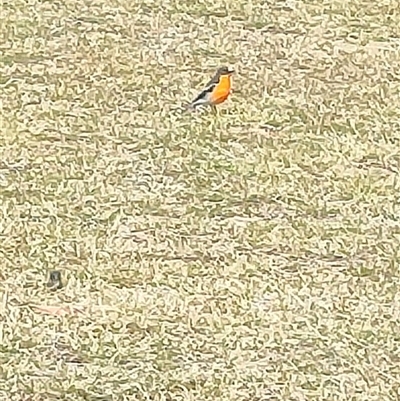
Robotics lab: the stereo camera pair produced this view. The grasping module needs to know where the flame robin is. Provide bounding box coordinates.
[188,66,234,109]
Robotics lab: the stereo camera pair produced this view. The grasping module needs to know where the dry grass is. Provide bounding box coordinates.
[1,0,400,399]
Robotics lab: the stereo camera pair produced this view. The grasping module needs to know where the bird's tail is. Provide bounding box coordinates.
[184,102,197,112]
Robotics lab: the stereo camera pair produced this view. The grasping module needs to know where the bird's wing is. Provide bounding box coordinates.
[189,82,217,106]
[204,72,221,88]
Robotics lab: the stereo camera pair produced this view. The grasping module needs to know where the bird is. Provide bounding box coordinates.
[187,66,234,110]
[46,270,63,291]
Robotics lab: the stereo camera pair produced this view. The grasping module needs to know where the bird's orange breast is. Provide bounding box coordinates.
[210,75,232,105]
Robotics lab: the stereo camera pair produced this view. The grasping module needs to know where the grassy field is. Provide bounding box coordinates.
[1,0,400,399]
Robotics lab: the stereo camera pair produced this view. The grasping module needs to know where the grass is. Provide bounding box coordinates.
[1,0,400,399]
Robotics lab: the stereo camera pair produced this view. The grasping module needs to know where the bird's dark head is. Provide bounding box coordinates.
[218,66,235,76]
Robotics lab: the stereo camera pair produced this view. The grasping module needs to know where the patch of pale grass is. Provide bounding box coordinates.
[1,0,400,400]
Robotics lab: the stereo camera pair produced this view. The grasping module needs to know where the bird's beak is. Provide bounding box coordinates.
[227,66,235,74]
